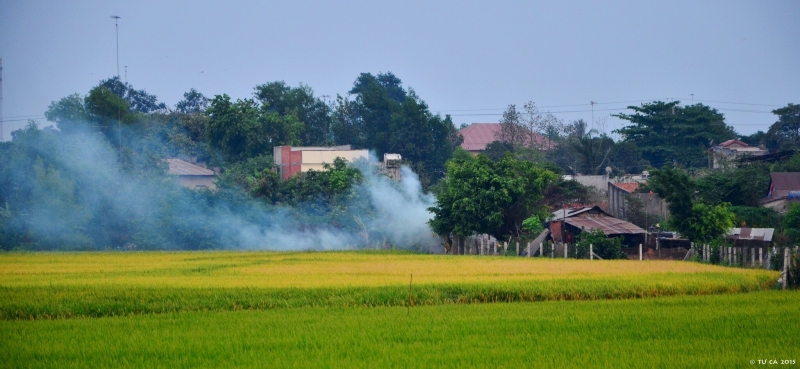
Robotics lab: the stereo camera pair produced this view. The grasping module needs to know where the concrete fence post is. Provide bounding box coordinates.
[783,248,790,291]
[539,243,543,258]
[590,244,593,260]
[639,243,643,261]
[504,242,508,255]
[527,242,531,258]
[516,242,519,257]
[751,247,755,268]
[564,243,568,258]
[759,247,763,268]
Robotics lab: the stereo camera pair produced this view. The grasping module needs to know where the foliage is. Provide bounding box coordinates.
[694,164,771,207]
[765,103,800,152]
[729,206,782,229]
[682,203,736,244]
[770,152,800,172]
[254,81,332,146]
[574,229,625,259]
[614,101,736,168]
[521,216,544,236]
[429,154,556,240]
[783,203,800,243]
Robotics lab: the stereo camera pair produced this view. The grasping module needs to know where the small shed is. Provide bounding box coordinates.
[549,206,646,247]
[165,158,217,190]
[726,227,774,248]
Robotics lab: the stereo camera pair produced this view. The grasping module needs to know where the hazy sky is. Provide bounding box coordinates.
[1,0,798,141]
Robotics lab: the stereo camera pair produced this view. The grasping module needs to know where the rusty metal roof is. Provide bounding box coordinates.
[565,216,646,235]
[165,159,215,176]
[726,228,774,242]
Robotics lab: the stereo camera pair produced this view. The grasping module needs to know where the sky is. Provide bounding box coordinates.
[1,0,798,141]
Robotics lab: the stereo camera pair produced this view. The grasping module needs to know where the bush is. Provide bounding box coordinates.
[574,229,624,259]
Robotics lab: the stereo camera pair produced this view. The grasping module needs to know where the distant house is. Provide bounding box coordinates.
[165,158,217,190]
[458,123,554,154]
[607,181,669,221]
[725,228,774,248]
[549,205,646,247]
[760,172,800,214]
[709,139,767,168]
[273,145,369,180]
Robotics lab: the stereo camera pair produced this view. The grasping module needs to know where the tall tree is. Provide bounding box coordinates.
[254,82,332,146]
[429,153,556,240]
[614,101,736,168]
[766,103,800,151]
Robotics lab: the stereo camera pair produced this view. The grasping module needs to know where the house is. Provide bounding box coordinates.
[725,228,774,248]
[549,205,646,247]
[760,172,800,214]
[165,158,217,190]
[458,123,554,155]
[709,139,767,169]
[273,145,369,180]
[607,181,669,222]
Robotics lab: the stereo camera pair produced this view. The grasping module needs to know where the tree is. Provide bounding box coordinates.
[783,203,800,244]
[176,88,209,114]
[647,167,735,242]
[681,203,735,244]
[205,94,302,163]
[574,229,624,259]
[766,103,800,151]
[614,101,736,168]
[44,94,88,133]
[254,82,332,146]
[428,154,556,240]
[99,76,166,113]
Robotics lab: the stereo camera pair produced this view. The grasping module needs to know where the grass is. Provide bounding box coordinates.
[0,251,779,319]
[2,291,798,368]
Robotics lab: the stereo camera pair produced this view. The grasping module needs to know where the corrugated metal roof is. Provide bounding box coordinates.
[458,123,554,151]
[719,139,750,147]
[165,159,215,176]
[727,228,774,242]
[565,216,646,235]
[763,172,800,201]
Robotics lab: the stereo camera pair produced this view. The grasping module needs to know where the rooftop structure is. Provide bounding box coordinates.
[165,158,217,190]
[761,172,800,213]
[274,145,369,180]
[709,139,767,168]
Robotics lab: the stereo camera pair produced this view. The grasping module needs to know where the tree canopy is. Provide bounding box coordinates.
[614,101,736,168]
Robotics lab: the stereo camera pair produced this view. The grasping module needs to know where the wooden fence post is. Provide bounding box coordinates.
[639,243,642,261]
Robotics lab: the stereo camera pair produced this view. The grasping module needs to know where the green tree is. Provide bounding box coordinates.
[765,103,800,151]
[682,203,736,244]
[428,154,556,240]
[254,82,332,146]
[574,229,624,259]
[44,93,88,133]
[614,101,736,168]
[783,203,800,244]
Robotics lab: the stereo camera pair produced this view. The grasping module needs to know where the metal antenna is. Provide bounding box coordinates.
[111,16,121,77]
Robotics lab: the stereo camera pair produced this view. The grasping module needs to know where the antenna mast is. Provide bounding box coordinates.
[111,16,121,77]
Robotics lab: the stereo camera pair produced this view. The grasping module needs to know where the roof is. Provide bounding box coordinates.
[764,172,800,201]
[551,206,610,221]
[719,139,750,148]
[565,216,646,235]
[611,182,640,193]
[726,228,774,242]
[165,159,215,176]
[459,123,554,151]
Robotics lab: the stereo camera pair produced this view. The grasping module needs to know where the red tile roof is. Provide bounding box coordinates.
[719,139,750,147]
[459,123,555,151]
[612,182,640,193]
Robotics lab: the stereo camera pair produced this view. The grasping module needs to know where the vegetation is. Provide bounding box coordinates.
[2,289,797,368]
[574,229,625,259]
[0,251,776,320]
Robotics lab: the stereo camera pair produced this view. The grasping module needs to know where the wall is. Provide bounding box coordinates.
[178,175,217,190]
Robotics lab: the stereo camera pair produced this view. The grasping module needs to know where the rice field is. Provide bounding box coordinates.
[0,251,778,319]
[2,291,798,368]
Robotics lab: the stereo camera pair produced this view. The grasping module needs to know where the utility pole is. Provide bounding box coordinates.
[690,93,694,103]
[110,16,122,157]
[590,101,596,133]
